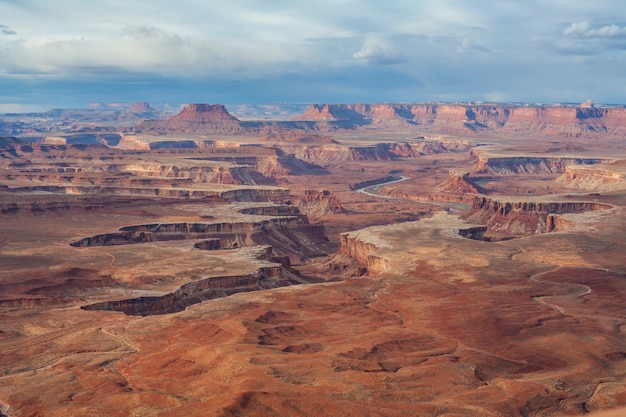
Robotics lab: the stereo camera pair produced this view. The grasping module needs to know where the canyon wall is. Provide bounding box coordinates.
[556,165,626,191]
[338,232,389,274]
[471,151,613,174]
[281,140,472,163]
[295,103,626,137]
[81,266,288,315]
[465,196,611,234]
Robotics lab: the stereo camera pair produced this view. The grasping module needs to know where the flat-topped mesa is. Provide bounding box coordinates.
[117,102,162,123]
[135,103,245,133]
[171,104,239,122]
[124,102,157,114]
[294,103,412,123]
[294,104,365,121]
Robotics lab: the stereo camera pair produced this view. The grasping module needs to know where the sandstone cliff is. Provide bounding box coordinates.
[471,150,614,174]
[280,140,472,162]
[294,103,626,137]
[556,164,626,191]
[465,196,612,235]
[339,231,389,274]
[436,170,486,194]
[136,104,246,133]
[81,265,290,315]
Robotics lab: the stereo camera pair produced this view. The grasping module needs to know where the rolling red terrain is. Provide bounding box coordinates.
[1,102,625,416]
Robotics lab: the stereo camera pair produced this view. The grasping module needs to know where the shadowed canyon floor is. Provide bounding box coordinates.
[1,102,626,416]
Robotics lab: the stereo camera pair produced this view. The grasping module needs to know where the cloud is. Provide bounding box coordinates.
[0,25,323,79]
[0,25,17,35]
[456,37,491,53]
[564,21,626,38]
[352,34,404,65]
[2,0,626,106]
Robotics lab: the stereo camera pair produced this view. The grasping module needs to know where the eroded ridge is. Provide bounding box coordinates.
[464,196,612,237]
[81,250,312,316]
[73,201,332,314]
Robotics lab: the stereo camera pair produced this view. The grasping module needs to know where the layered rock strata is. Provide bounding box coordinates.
[471,150,613,174]
[136,104,246,133]
[339,231,389,274]
[282,140,472,162]
[556,164,626,191]
[295,103,626,137]
[70,216,326,256]
[81,264,291,316]
[293,189,343,217]
[466,196,612,235]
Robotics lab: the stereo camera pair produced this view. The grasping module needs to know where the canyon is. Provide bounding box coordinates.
[1,101,626,417]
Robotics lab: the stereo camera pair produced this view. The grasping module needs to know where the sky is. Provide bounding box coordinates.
[1,0,626,111]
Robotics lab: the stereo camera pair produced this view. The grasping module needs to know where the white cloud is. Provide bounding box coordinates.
[0,26,323,79]
[456,37,491,53]
[564,21,626,38]
[353,34,403,65]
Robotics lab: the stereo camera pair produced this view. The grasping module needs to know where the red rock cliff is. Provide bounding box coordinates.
[136,103,244,133]
[294,103,626,137]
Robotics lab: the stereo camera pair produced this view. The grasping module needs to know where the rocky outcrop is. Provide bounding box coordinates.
[253,149,327,176]
[338,231,389,274]
[465,196,612,235]
[295,103,416,128]
[293,103,626,137]
[72,217,301,246]
[117,102,161,123]
[556,165,626,191]
[136,104,246,133]
[81,265,290,315]
[293,189,343,217]
[457,226,488,240]
[0,142,315,197]
[71,212,327,257]
[282,140,471,163]
[238,205,302,217]
[437,170,486,194]
[471,150,613,174]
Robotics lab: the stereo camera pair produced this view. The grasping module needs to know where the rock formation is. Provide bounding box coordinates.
[82,265,290,315]
[465,196,612,235]
[437,170,486,194]
[293,189,343,217]
[471,150,613,174]
[280,140,472,162]
[136,103,246,133]
[294,102,626,137]
[556,163,626,191]
[119,102,161,122]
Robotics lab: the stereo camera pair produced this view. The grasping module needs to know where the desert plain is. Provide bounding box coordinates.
[1,101,626,416]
